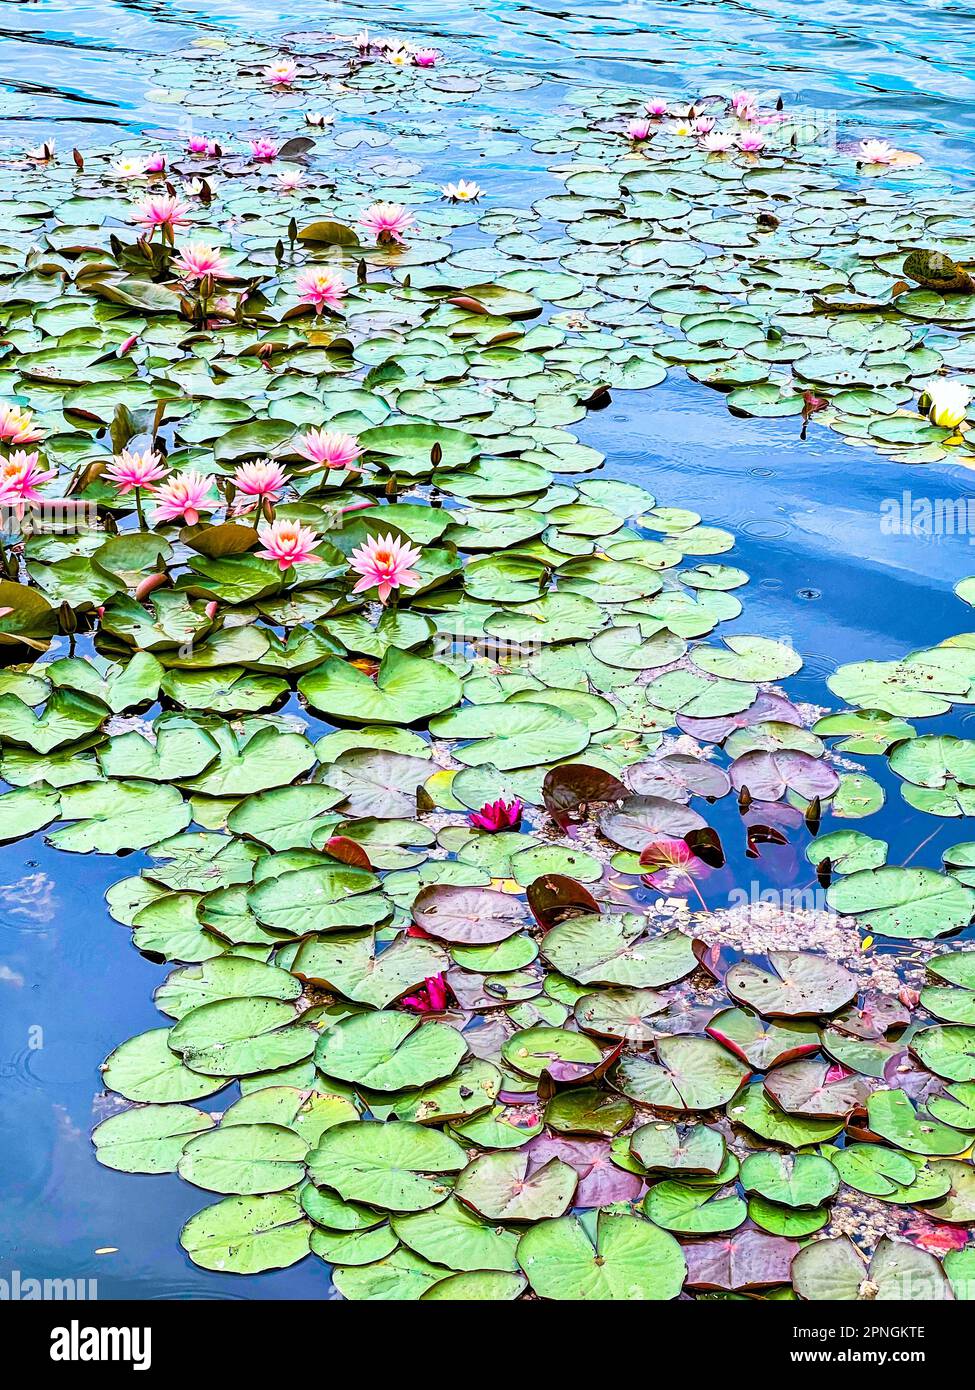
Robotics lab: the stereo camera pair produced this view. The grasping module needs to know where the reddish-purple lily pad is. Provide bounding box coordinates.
[626,754,731,803]
[526,1134,643,1207]
[412,884,528,944]
[683,1229,800,1291]
[725,951,858,1019]
[677,692,802,743]
[730,749,840,802]
[599,796,707,851]
[764,1059,872,1118]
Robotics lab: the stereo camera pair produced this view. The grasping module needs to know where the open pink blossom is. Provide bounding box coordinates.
[0,402,43,446]
[0,451,56,503]
[172,242,231,283]
[694,115,715,134]
[731,89,759,118]
[231,459,286,512]
[402,974,451,1013]
[858,138,896,165]
[412,48,440,67]
[263,59,298,86]
[701,130,736,153]
[349,532,422,604]
[626,119,652,141]
[276,169,305,192]
[738,133,767,153]
[468,798,522,833]
[645,98,668,117]
[132,194,192,237]
[145,152,166,173]
[151,469,216,526]
[186,135,217,156]
[358,201,414,245]
[249,137,279,161]
[295,429,363,470]
[295,266,347,315]
[255,517,322,569]
[104,449,168,494]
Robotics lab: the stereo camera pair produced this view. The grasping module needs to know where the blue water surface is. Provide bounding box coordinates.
[1,0,974,1299]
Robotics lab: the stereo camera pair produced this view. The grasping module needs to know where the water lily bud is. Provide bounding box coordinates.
[922,379,970,429]
[58,600,77,633]
[898,986,920,1010]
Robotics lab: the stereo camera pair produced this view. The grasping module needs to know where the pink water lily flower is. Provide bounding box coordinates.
[255,517,322,569]
[402,974,451,1013]
[276,169,305,192]
[349,532,422,604]
[626,119,653,141]
[231,459,287,512]
[296,429,364,471]
[263,59,298,86]
[104,449,168,494]
[0,451,56,503]
[858,138,896,165]
[701,130,736,153]
[0,402,43,446]
[731,89,759,118]
[645,98,668,117]
[694,115,716,134]
[249,137,279,161]
[295,266,347,315]
[186,135,217,156]
[145,152,166,173]
[358,201,415,244]
[738,132,767,153]
[412,48,440,67]
[172,242,231,283]
[132,194,192,238]
[151,469,216,526]
[469,798,523,833]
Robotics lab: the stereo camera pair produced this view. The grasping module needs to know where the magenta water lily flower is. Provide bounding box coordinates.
[358,201,415,245]
[0,402,43,446]
[402,974,450,1013]
[151,469,216,526]
[295,266,347,315]
[349,532,422,604]
[249,137,279,161]
[132,194,192,238]
[738,132,767,153]
[412,48,440,67]
[0,451,56,504]
[104,449,168,494]
[626,118,653,141]
[263,58,298,86]
[145,152,166,173]
[296,429,364,471]
[468,798,523,833]
[186,135,217,156]
[172,242,231,283]
[255,517,322,570]
[231,459,287,512]
[645,98,668,117]
[694,115,715,134]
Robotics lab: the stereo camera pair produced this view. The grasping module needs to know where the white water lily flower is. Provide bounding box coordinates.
[924,380,971,429]
[304,111,334,127]
[858,138,896,165]
[27,138,56,161]
[442,179,482,202]
[110,155,148,179]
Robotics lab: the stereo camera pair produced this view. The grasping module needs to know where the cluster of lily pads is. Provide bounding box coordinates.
[0,30,972,1300]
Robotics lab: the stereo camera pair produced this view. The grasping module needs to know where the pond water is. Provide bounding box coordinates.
[1,0,974,1300]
